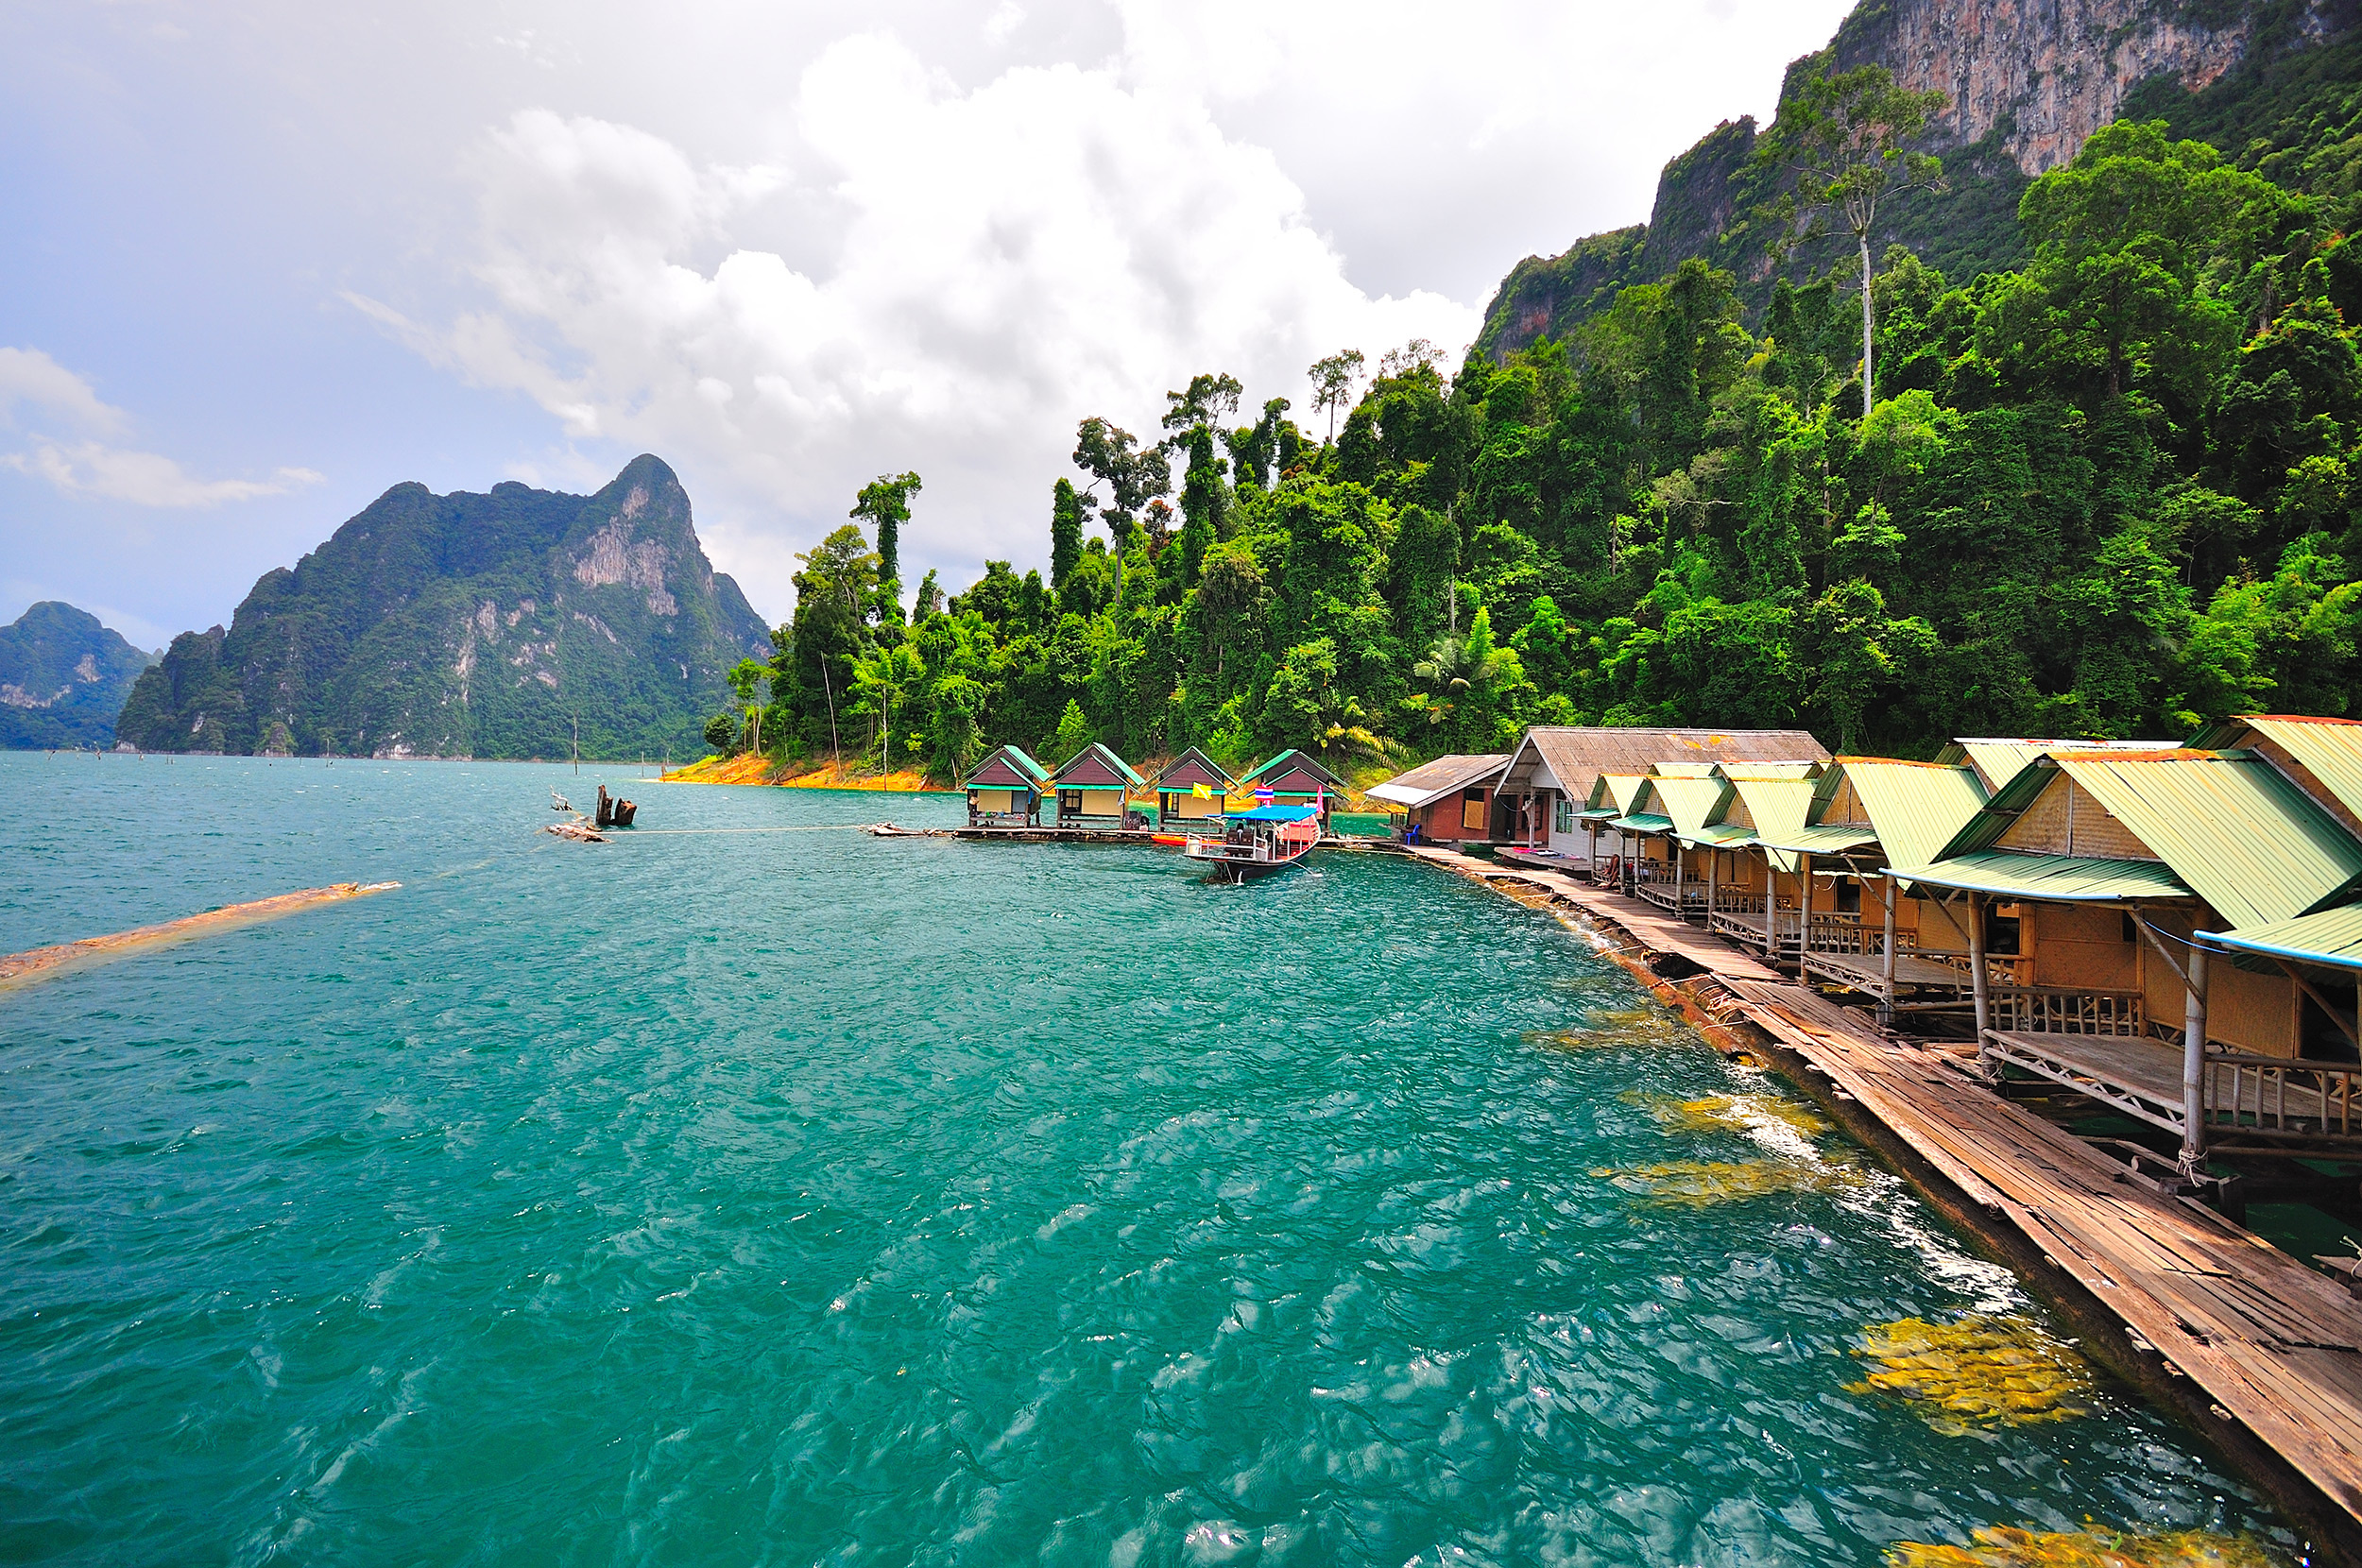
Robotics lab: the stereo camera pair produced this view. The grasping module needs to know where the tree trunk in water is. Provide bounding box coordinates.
[1859,229,1875,422]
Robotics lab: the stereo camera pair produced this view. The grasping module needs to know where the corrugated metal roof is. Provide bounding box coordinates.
[2052,751,2362,929]
[1724,775,1818,845]
[964,743,1049,787]
[1643,774,1732,838]
[2205,904,2362,973]
[1498,725,1829,796]
[1935,736,2177,792]
[1901,851,2195,902]
[1931,750,2362,928]
[1051,741,1146,788]
[1834,758,1989,869]
[1152,746,1236,792]
[1595,774,1651,813]
[1364,753,1508,809]
[1240,749,1344,788]
[1771,824,1882,855]
[1608,813,1674,834]
[2195,716,2362,823]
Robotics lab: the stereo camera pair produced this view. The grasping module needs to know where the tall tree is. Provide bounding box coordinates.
[1308,349,1366,441]
[1050,477,1087,590]
[1755,64,1947,418]
[850,471,923,619]
[1072,417,1170,614]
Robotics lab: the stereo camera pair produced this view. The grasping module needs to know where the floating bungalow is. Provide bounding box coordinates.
[1050,742,1146,828]
[1494,726,1830,868]
[1365,753,1508,844]
[1747,758,1993,1019]
[1905,746,2362,1164]
[964,743,1050,827]
[1152,746,1236,825]
[1688,764,1830,959]
[1238,750,1344,821]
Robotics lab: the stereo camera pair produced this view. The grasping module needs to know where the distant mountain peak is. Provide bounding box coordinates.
[0,601,157,749]
[114,456,771,760]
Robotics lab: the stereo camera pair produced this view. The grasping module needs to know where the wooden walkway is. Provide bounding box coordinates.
[1397,843,2362,1547]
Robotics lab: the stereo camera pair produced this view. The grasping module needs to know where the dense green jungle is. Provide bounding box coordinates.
[730,79,2362,783]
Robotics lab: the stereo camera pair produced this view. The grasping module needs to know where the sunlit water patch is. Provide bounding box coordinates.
[0,755,2296,1563]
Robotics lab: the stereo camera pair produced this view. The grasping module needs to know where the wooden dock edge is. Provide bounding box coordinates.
[1394,842,2362,1565]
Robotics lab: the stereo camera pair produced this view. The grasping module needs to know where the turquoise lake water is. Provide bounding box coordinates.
[0,753,2292,1564]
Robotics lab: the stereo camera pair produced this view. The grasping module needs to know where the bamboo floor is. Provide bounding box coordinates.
[1398,842,2362,1541]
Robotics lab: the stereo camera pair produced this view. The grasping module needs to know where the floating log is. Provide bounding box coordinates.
[0,881,400,990]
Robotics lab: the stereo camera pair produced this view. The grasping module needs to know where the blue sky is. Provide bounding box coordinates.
[0,0,1857,649]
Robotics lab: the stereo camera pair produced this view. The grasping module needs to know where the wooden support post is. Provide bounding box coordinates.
[1879,873,1899,1029]
[2182,943,2211,1171]
[1798,852,1813,958]
[1764,858,1777,959]
[1969,893,1992,1066]
[1706,848,1719,922]
[1673,841,1684,916]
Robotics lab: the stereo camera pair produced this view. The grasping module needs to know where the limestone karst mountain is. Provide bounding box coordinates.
[0,601,156,750]
[114,455,772,759]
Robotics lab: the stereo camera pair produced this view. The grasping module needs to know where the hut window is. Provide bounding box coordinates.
[1462,790,1488,832]
[1058,789,1083,815]
[1988,912,2022,956]
[1835,878,1860,914]
[1554,795,1573,834]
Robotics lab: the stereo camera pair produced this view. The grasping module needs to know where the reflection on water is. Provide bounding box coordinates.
[0,755,2298,1563]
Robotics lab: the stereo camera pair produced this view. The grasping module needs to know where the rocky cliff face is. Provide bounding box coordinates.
[0,602,155,749]
[1479,0,2352,357]
[114,455,772,759]
[1827,0,2326,179]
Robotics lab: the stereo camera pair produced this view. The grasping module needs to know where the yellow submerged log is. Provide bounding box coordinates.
[0,881,400,990]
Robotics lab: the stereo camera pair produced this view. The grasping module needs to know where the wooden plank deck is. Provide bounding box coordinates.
[1732,980,2362,1536]
[1401,844,1777,983]
[1395,840,2362,1543]
[1803,946,1976,996]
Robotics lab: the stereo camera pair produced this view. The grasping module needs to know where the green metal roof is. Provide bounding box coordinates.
[1644,774,1733,838]
[1608,813,1674,834]
[1900,851,2195,902]
[1240,749,1344,788]
[1934,737,2178,792]
[2205,904,2362,973]
[1930,749,2362,929]
[1771,823,1882,855]
[2057,751,2362,929]
[2190,716,2362,823]
[1681,823,1761,848]
[1594,774,1650,813]
[1723,774,1817,845]
[1831,758,1989,870]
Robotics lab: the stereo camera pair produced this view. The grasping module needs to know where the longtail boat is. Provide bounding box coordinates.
[1182,804,1320,883]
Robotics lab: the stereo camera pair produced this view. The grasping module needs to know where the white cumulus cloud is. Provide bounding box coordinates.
[5,440,322,508]
[366,33,1478,606]
[0,345,322,508]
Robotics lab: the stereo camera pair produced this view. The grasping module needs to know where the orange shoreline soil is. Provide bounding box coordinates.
[0,881,401,988]
[659,754,955,793]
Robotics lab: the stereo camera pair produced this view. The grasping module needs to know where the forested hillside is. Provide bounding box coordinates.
[0,602,154,749]
[731,118,2362,782]
[1480,0,2357,356]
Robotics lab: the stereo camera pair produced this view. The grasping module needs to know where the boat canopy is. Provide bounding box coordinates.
[1226,804,1320,823]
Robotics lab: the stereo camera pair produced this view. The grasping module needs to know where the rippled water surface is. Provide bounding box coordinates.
[0,754,2288,1564]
